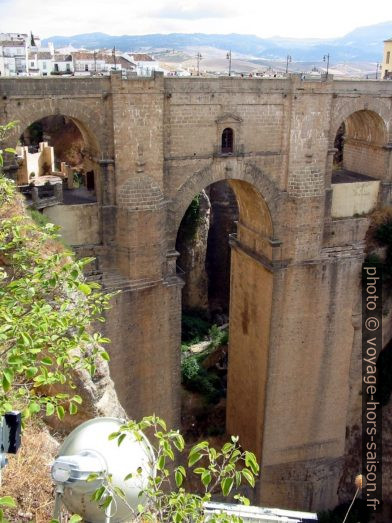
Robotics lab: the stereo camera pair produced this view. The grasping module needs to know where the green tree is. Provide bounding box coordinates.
[0,122,113,420]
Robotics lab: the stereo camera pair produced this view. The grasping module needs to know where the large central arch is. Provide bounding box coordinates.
[169,160,281,459]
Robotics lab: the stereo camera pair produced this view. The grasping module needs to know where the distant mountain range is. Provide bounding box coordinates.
[43,21,392,62]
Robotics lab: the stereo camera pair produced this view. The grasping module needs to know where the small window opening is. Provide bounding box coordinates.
[221,128,234,154]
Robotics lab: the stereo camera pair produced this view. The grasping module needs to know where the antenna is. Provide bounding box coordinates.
[51,417,154,522]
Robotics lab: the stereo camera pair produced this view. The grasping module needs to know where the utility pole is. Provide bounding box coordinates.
[112,46,117,70]
[94,50,97,75]
[375,62,381,79]
[226,50,232,76]
[285,54,292,74]
[196,52,202,76]
[323,53,330,79]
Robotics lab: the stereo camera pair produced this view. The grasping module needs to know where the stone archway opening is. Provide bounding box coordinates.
[175,176,274,459]
[331,110,387,218]
[16,114,100,205]
[332,109,388,180]
[176,180,238,444]
[15,114,103,247]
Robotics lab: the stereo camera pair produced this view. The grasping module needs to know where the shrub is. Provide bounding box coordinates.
[28,208,50,228]
[208,324,228,349]
[182,355,200,380]
[90,415,259,523]
[182,311,210,343]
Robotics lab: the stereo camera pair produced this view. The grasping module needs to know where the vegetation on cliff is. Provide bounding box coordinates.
[0,122,117,520]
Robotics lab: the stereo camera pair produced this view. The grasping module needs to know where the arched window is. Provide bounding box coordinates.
[221,128,234,154]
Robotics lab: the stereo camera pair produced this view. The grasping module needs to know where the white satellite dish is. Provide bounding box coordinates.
[51,417,154,523]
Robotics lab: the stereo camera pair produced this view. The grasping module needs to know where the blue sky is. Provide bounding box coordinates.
[0,0,391,39]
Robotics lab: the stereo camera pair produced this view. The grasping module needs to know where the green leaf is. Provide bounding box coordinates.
[173,434,185,452]
[242,468,255,487]
[157,454,166,470]
[100,351,110,361]
[177,465,186,477]
[78,283,92,295]
[188,451,202,467]
[117,433,126,446]
[56,405,65,420]
[87,473,100,482]
[26,367,38,378]
[114,487,125,499]
[124,472,133,481]
[69,516,83,523]
[46,403,55,416]
[221,477,234,497]
[69,402,78,415]
[100,495,113,509]
[29,401,40,414]
[0,497,16,508]
[201,470,212,488]
[175,469,183,487]
[92,486,105,501]
[245,451,259,475]
[41,357,53,365]
[2,373,11,392]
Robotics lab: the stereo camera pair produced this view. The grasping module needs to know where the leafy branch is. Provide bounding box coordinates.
[89,415,260,522]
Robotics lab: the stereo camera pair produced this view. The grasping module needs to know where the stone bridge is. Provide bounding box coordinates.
[1,73,392,512]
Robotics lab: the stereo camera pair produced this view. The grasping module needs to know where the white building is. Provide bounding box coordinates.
[72,51,135,76]
[52,53,73,75]
[28,50,54,76]
[0,32,42,76]
[0,38,26,76]
[124,53,161,76]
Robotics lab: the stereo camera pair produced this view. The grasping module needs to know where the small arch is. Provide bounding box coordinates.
[332,109,389,181]
[13,114,103,207]
[221,128,234,154]
[330,99,391,147]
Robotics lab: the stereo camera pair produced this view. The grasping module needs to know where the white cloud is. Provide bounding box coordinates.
[0,0,391,39]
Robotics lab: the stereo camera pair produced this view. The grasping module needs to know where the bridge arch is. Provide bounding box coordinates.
[330,97,391,147]
[8,106,106,206]
[169,160,282,249]
[3,95,103,163]
[331,107,390,181]
[172,161,280,458]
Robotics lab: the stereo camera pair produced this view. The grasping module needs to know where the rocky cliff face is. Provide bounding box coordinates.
[175,181,239,317]
[176,190,211,311]
[206,181,238,318]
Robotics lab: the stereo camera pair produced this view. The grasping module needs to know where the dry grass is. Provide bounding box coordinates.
[0,420,60,522]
